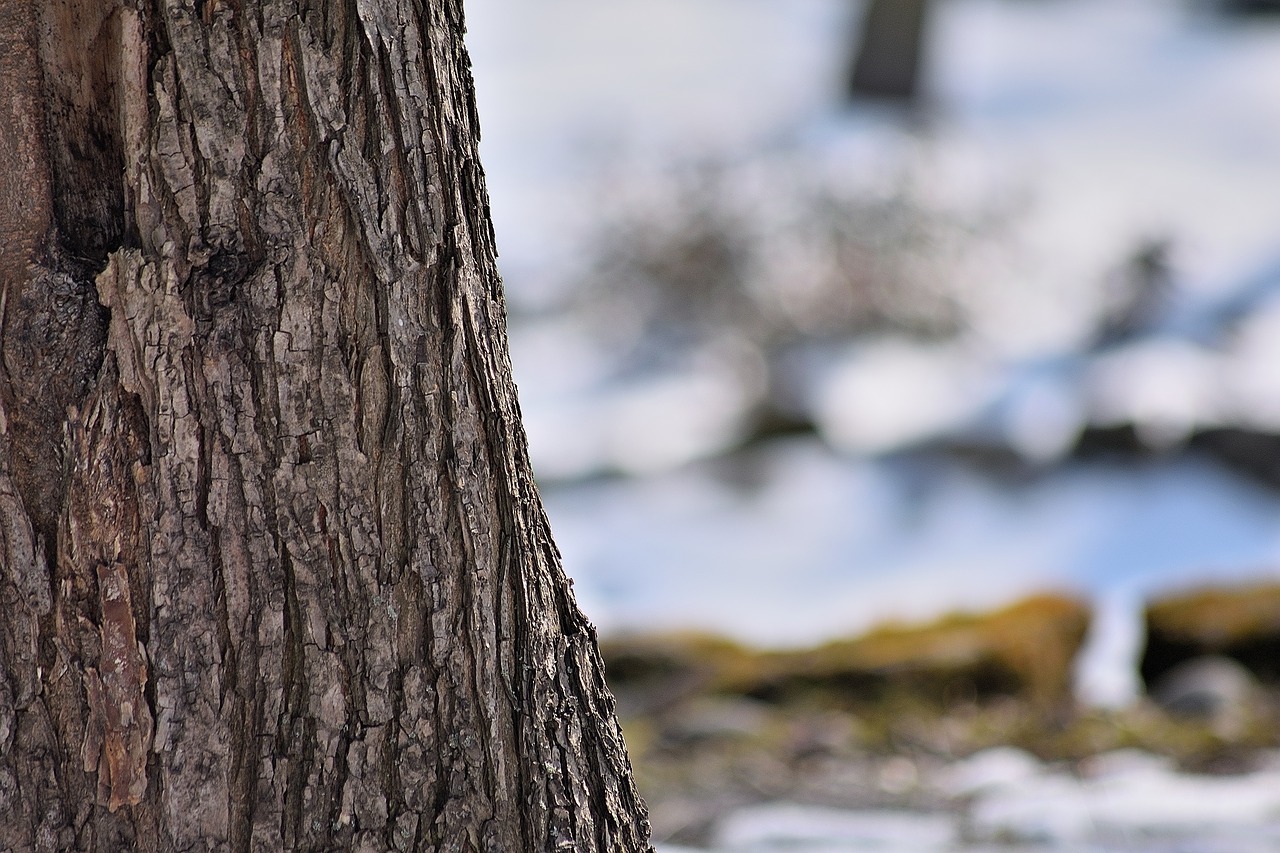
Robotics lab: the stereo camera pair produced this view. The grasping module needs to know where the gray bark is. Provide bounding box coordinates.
[0,0,652,850]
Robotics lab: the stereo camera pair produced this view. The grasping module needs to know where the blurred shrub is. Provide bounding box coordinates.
[570,160,997,444]
[582,168,967,350]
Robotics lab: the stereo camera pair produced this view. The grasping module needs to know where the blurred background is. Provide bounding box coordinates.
[464,0,1280,848]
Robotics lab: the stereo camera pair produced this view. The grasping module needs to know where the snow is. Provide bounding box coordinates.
[465,0,848,286]
[932,0,1280,316]
[715,804,955,851]
[655,750,1280,851]
[969,749,1280,844]
[473,0,1280,470]
[1085,338,1223,445]
[1222,296,1280,429]
[1000,370,1085,462]
[470,0,1280,339]
[815,340,998,455]
[467,0,1280,709]
[517,364,749,480]
[547,442,1280,705]
[937,746,1044,797]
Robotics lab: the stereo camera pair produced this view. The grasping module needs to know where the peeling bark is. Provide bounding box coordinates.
[0,0,652,850]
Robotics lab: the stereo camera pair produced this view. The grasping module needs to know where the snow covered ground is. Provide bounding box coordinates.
[545,442,1280,706]
[651,747,1280,851]
[468,0,1280,329]
[464,0,1280,707]
[465,0,1280,845]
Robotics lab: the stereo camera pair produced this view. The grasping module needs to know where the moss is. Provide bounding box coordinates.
[603,593,1101,771]
[601,595,1092,726]
[1143,582,1280,687]
[743,594,1091,713]
[1146,583,1280,643]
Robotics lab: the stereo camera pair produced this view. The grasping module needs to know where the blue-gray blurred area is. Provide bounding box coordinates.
[465,0,1280,707]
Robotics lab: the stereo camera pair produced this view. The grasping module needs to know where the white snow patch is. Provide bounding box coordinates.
[816,341,997,455]
[1224,298,1280,430]
[715,804,955,851]
[970,750,1280,843]
[1003,376,1085,462]
[937,747,1044,798]
[1086,338,1223,445]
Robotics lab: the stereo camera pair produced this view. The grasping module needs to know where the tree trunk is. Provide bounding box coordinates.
[0,1,652,850]
[848,0,929,103]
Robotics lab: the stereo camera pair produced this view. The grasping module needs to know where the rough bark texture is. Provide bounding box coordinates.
[0,1,652,850]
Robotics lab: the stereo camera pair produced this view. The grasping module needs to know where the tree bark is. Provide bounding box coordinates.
[0,1,652,850]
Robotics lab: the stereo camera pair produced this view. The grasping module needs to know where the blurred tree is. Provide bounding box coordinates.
[1093,239,1172,348]
[849,0,931,103]
[0,0,650,850]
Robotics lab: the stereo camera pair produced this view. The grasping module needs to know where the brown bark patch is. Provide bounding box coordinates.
[82,560,152,811]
